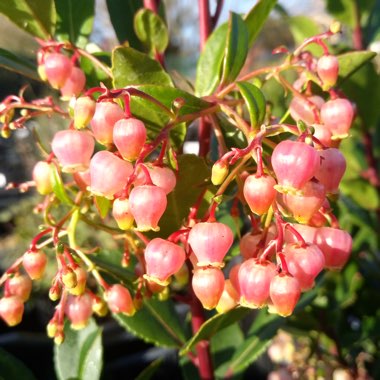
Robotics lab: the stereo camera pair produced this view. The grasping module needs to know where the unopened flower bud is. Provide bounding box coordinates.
[211,160,229,186]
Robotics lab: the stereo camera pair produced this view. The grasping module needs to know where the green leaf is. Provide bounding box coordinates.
[94,195,111,219]
[212,323,244,379]
[225,310,285,375]
[129,85,211,149]
[0,0,56,39]
[221,12,248,86]
[134,9,169,54]
[180,307,250,355]
[112,46,172,88]
[51,165,73,205]
[135,358,164,380]
[340,178,380,210]
[244,0,277,46]
[236,81,266,130]
[106,0,143,48]
[0,347,37,380]
[54,319,103,380]
[155,154,210,237]
[55,0,95,48]
[337,51,377,83]
[114,298,187,348]
[80,52,112,88]
[0,47,38,80]
[195,23,228,96]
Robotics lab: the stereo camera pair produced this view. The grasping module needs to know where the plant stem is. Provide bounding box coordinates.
[190,286,214,380]
[198,0,212,157]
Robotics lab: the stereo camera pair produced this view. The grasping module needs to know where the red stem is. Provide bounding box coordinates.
[198,0,212,157]
[190,284,215,380]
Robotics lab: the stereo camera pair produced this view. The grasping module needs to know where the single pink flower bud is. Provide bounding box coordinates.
[192,267,225,310]
[317,55,339,90]
[321,98,354,139]
[271,140,320,192]
[6,274,32,302]
[73,96,96,129]
[33,161,54,195]
[129,185,167,231]
[243,174,277,215]
[60,67,86,100]
[144,238,186,285]
[65,294,93,330]
[278,180,326,224]
[315,148,346,193]
[0,296,24,326]
[90,101,125,145]
[238,259,277,308]
[112,198,134,230]
[270,273,301,317]
[52,130,95,173]
[113,118,147,161]
[106,284,135,316]
[44,53,73,89]
[23,250,47,280]
[89,151,133,199]
[289,96,324,124]
[284,243,325,291]
[216,279,239,314]
[188,222,233,267]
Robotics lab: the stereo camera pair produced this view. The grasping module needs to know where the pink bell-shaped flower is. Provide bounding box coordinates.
[0,296,24,326]
[106,284,135,316]
[65,294,93,330]
[192,267,225,310]
[33,161,54,195]
[60,67,86,100]
[243,174,277,215]
[90,101,125,145]
[112,198,134,230]
[89,151,133,199]
[44,53,73,89]
[113,118,147,161]
[284,243,325,291]
[144,238,186,285]
[129,185,167,231]
[271,140,320,192]
[52,130,95,173]
[269,273,301,317]
[188,222,233,267]
[238,259,277,308]
[317,55,339,90]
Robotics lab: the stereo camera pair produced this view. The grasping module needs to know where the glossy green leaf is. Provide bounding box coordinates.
[0,0,56,39]
[114,298,187,348]
[195,23,228,96]
[51,165,73,205]
[135,358,164,380]
[155,154,210,237]
[337,51,377,83]
[226,310,284,375]
[0,347,37,380]
[134,8,169,54]
[128,85,211,149]
[237,81,266,130]
[212,323,245,379]
[55,0,95,48]
[94,195,111,219]
[244,0,277,46]
[106,0,143,48]
[80,52,112,88]
[54,319,103,380]
[180,307,250,355]
[112,46,172,88]
[221,12,248,86]
[0,47,38,80]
